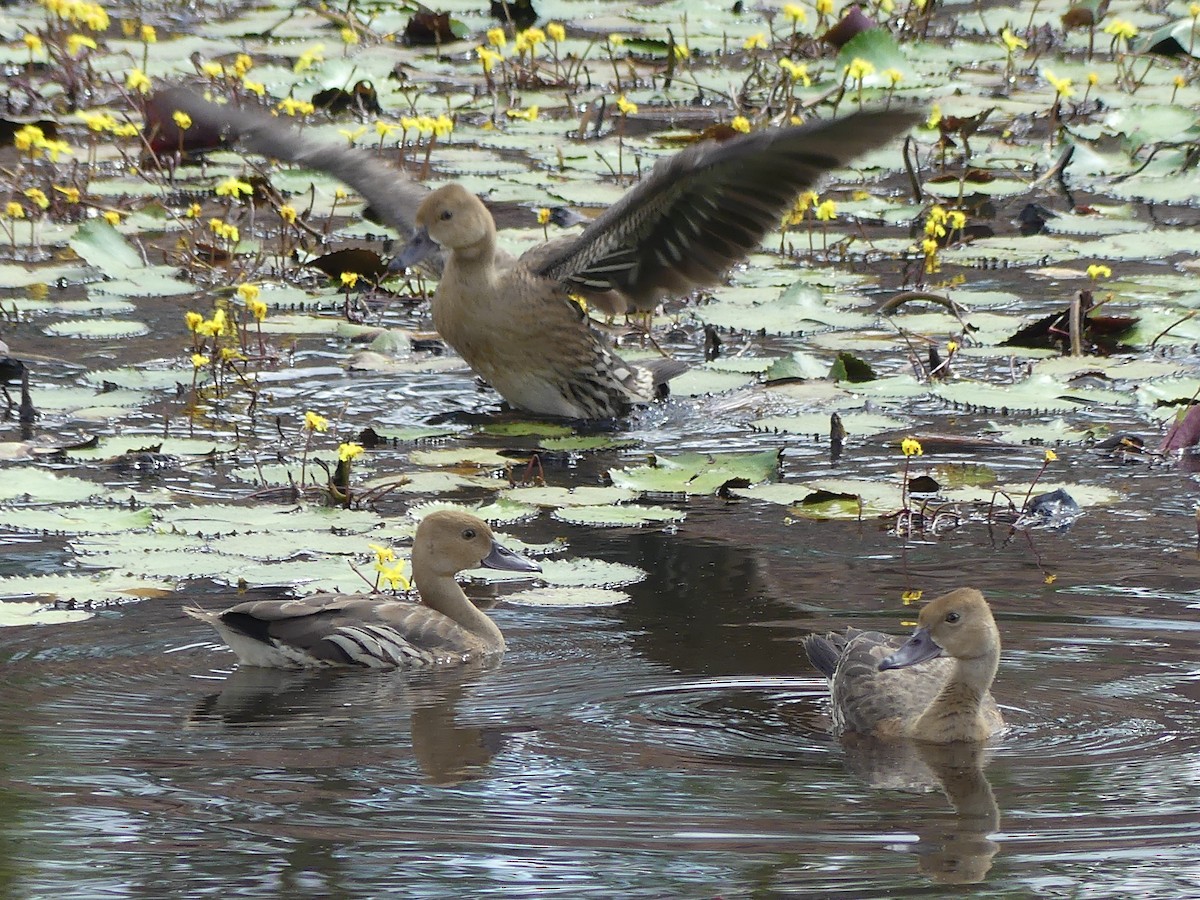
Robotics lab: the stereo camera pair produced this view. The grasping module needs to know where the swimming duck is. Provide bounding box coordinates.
[185,510,540,669]
[804,588,1004,743]
[155,89,918,418]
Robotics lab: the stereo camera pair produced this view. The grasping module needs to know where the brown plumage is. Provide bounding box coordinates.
[185,510,540,669]
[804,588,1004,743]
[156,89,918,418]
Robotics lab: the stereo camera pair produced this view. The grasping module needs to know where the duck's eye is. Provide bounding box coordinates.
[462,528,476,540]
[439,209,453,221]
[945,611,960,623]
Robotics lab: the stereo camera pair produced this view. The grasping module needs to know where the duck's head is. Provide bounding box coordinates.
[393,184,493,269]
[879,588,999,671]
[413,510,541,579]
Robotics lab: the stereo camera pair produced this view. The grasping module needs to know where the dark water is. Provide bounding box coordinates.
[3,493,1200,897]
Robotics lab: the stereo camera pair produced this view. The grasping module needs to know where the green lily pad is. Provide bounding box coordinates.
[551,503,686,527]
[505,586,630,607]
[608,449,782,494]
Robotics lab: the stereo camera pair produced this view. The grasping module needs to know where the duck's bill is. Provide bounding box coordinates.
[879,626,942,671]
[389,227,438,271]
[482,540,541,574]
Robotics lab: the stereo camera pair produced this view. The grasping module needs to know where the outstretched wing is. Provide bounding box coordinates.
[153,88,430,238]
[530,110,919,309]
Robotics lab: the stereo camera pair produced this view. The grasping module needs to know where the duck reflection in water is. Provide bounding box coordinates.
[804,588,1005,884]
[187,664,515,785]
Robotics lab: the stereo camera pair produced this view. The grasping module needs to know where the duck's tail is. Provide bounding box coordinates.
[802,633,843,678]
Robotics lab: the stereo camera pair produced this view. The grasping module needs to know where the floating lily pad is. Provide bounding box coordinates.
[608,449,782,495]
[44,319,150,339]
[0,572,173,605]
[551,504,686,527]
[505,586,630,607]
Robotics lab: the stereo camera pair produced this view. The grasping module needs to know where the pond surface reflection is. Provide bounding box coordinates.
[3,503,1199,897]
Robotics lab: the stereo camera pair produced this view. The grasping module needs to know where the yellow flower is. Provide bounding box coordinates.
[338,125,368,144]
[23,188,49,210]
[185,311,204,332]
[200,61,225,78]
[1000,27,1027,52]
[536,207,551,225]
[377,561,411,591]
[476,46,502,72]
[901,437,923,457]
[233,54,254,76]
[608,33,626,47]
[616,95,638,115]
[242,78,266,97]
[506,105,539,121]
[783,4,807,23]
[672,43,690,60]
[743,32,768,50]
[779,59,811,85]
[946,340,959,353]
[109,123,138,140]
[55,185,81,203]
[814,199,837,221]
[185,202,201,219]
[487,26,507,48]
[1192,3,1200,18]
[432,115,454,138]
[294,44,325,73]
[277,97,315,117]
[338,442,364,462]
[210,308,228,335]
[1103,19,1138,41]
[67,33,97,55]
[901,589,923,605]
[340,26,358,44]
[278,204,297,224]
[1044,449,1058,462]
[520,26,546,45]
[4,202,24,219]
[304,411,330,432]
[340,271,360,288]
[547,22,565,42]
[215,178,254,199]
[246,298,267,321]
[1175,74,1188,89]
[191,353,209,368]
[368,543,396,564]
[730,115,751,133]
[219,347,246,363]
[208,219,239,242]
[926,104,942,129]
[883,68,903,86]
[172,111,193,130]
[237,283,261,304]
[1086,263,1112,280]
[335,188,348,200]
[23,33,44,53]
[375,120,400,139]
[140,24,157,43]
[1044,573,1057,585]
[1043,69,1075,98]
[845,57,875,81]
[102,210,121,225]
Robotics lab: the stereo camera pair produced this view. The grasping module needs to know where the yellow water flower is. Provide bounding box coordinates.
[616,95,638,115]
[55,185,81,203]
[140,24,157,43]
[432,115,454,138]
[547,22,565,42]
[102,210,121,225]
[200,61,225,78]
[779,59,811,85]
[277,97,315,117]
[185,202,201,219]
[1000,28,1027,52]
[237,283,261,304]
[901,437,923,456]
[1103,19,1137,41]
[294,44,325,73]
[883,68,903,86]
[816,0,833,13]
[743,32,768,50]
[1044,449,1058,462]
[185,311,204,332]
[338,125,368,144]
[242,79,266,98]
[279,204,297,224]
[338,442,365,462]
[901,589,923,605]
[23,33,44,53]
[215,178,254,199]
[1043,69,1075,98]
[1086,264,1112,280]
[5,202,25,219]
[191,353,209,368]
[608,33,626,47]
[233,54,254,76]
[844,57,875,81]
[340,26,358,44]
[730,116,751,133]
[672,43,690,60]
[506,105,539,121]
[814,199,837,221]
[340,271,360,288]
[476,46,502,72]
[305,411,330,432]
[67,33,97,55]
[368,543,396,564]
[487,26,507,48]
[377,561,411,591]
[783,4,807,23]
[536,207,551,225]
[172,111,193,130]
[23,188,49,210]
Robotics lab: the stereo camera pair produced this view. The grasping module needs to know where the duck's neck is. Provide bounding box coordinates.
[414,569,505,650]
[912,649,998,742]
